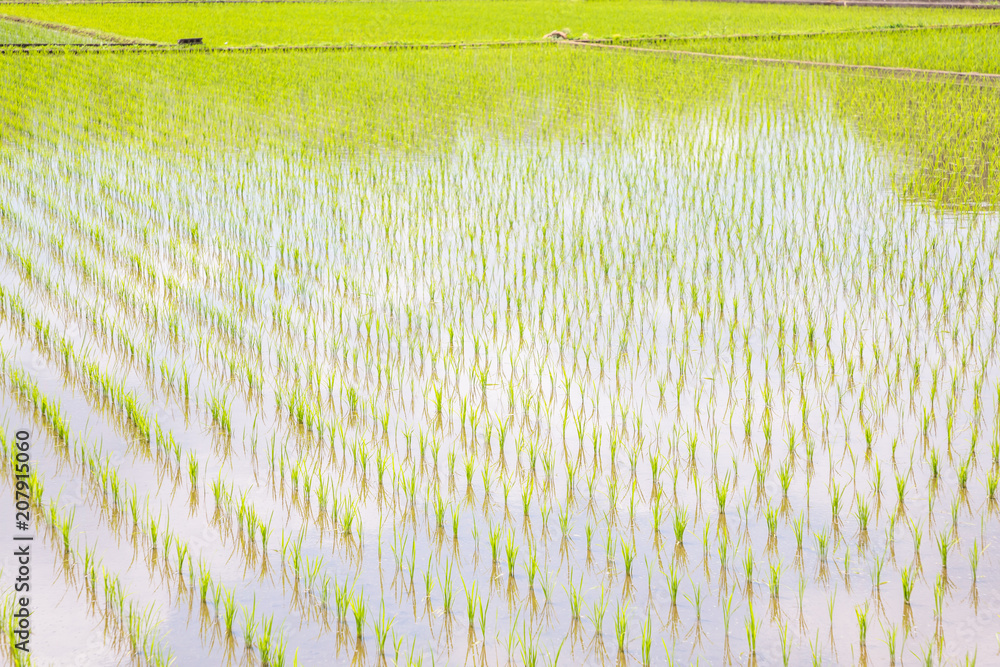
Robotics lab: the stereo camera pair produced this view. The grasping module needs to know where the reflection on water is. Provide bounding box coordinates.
[0,48,998,666]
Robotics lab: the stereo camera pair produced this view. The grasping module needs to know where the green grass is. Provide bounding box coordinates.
[0,16,99,43]
[1,1,997,46]
[653,23,1000,74]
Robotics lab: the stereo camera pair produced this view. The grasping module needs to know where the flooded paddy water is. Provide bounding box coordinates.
[0,48,998,665]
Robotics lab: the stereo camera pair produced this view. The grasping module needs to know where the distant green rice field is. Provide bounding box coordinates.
[650,23,1000,73]
[0,16,99,43]
[0,0,998,46]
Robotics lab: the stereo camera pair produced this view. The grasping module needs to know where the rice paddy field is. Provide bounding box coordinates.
[1,1,998,45]
[650,22,1000,73]
[0,16,100,44]
[1,3,1000,667]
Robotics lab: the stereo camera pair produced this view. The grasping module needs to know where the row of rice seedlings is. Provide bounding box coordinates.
[0,429,174,666]
[0,296,282,529]
[0,368,296,665]
[0,292,385,631]
[13,308,984,664]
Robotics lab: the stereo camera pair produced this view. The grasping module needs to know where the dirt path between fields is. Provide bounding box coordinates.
[694,0,1000,9]
[0,38,549,52]
[0,0,997,6]
[561,38,1000,82]
[2,19,999,88]
[603,18,1000,44]
[0,12,157,43]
